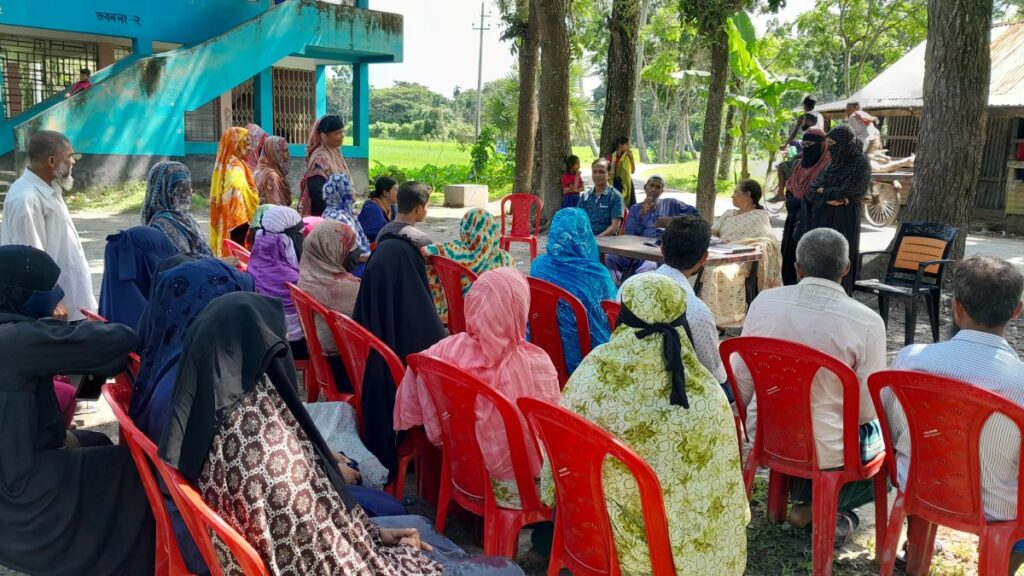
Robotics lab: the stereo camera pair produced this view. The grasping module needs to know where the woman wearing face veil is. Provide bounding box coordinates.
[781,128,831,285]
[0,245,154,576]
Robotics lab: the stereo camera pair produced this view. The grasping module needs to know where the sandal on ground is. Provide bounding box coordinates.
[787,504,812,529]
[834,511,859,548]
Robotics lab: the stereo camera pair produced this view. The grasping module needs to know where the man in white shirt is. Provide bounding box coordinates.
[733,227,887,544]
[642,215,730,395]
[882,256,1024,571]
[1,130,94,321]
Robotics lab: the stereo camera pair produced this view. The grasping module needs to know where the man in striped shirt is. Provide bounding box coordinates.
[883,255,1024,569]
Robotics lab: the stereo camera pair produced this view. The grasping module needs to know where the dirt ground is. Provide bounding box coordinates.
[1,199,1021,576]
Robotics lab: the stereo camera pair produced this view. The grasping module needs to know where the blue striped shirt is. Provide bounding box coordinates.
[885,330,1024,520]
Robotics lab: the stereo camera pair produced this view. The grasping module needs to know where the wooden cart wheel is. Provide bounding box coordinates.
[863,182,900,227]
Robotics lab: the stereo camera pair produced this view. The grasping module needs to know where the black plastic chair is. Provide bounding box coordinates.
[854,222,958,346]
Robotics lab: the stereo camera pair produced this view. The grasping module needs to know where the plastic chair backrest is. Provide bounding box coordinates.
[526,276,593,387]
[500,193,543,239]
[618,204,629,235]
[886,222,957,284]
[103,378,187,576]
[517,397,676,575]
[328,311,407,432]
[107,379,269,576]
[869,370,1024,533]
[79,308,108,322]
[600,300,620,330]
[222,239,251,269]
[407,353,549,513]
[287,283,337,400]
[427,255,478,334]
[720,336,864,474]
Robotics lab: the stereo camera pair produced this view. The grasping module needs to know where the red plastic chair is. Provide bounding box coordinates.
[287,283,349,405]
[222,239,250,272]
[516,396,676,576]
[526,276,592,389]
[427,255,478,334]
[869,371,1024,576]
[720,336,888,576]
[499,193,543,262]
[600,300,620,330]
[407,353,552,557]
[105,379,269,576]
[79,308,108,322]
[103,377,189,576]
[617,204,629,235]
[329,310,428,499]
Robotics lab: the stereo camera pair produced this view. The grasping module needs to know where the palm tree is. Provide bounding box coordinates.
[484,63,594,145]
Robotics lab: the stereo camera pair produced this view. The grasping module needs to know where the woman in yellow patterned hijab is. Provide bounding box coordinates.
[544,273,750,575]
[209,127,260,256]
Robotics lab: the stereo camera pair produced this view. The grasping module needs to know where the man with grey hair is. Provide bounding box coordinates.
[881,256,1024,569]
[606,174,699,281]
[732,227,887,545]
[1,130,95,321]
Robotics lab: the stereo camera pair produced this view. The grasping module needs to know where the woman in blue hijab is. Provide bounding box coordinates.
[98,226,179,328]
[530,208,617,373]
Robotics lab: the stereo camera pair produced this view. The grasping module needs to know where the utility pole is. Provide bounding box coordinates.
[472,2,490,141]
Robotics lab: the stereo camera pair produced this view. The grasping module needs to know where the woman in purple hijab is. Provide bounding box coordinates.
[247,204,308,359]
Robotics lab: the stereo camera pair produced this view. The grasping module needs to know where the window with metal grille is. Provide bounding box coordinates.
[185,98,221,142]
[231,77,255,127]
[273,68,315,144]
[0,34,99,119]
[113,45,132,61]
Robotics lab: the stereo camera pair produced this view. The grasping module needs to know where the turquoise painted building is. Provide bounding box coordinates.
[0,0,403,190]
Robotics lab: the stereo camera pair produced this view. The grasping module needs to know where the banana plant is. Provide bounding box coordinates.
[726,11,815,180]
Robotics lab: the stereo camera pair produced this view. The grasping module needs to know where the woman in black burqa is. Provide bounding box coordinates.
[352,234,447,479]
[805,124,872,294]
[0,245,154,576]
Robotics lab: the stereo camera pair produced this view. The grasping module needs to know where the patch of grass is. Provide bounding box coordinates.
[641,160,734,195]
[370,138,592,170]
[65,180,209,215]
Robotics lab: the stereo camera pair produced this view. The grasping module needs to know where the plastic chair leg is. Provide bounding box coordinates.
[435,462,452,534]
[546,522,565,576]
[529,238,538,261]
[742,449,759,499]
[304,369,319,403]
[905,515,937,575]
[767,470,791,523]
[877,494,907,576]
[877,295,890,327]
[733,415,744,456]
[872,474,889,562]
[811,474,842,576]
[925,292,940,342]
[977,527,1016,576]
[484,510,527,558]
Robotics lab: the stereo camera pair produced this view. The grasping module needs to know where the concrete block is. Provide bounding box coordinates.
[444,184,488,207]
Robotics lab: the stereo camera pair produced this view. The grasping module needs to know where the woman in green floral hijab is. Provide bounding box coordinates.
[424,208,515,323]
[544,273,749,574]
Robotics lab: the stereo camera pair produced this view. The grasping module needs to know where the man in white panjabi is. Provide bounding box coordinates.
[1,130,95,321]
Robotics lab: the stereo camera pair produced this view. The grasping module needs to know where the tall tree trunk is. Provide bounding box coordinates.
[672,112,684,162]
[579,74,600,158]
[535,0,572,223]
[598,0,641,155]
[899,0,991,259]
[632,0,652,163]
[657,95,670,162]
[695,26,729,220]
[718,104,736,181]
[513,0,540,194]
[531,118,544,198]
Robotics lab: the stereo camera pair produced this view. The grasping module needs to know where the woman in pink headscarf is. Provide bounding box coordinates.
[254,135,292,206]
[299,114,350,216]
[242,123,269,170]
[394,267,560,509]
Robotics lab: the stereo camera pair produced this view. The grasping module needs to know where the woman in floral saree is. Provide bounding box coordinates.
[209,127,260,256]
[704,179,782,327]
[545,273,749,575]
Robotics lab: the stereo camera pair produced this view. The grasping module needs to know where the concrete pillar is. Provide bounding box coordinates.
[253,68,274,132]
[352,63,369,151]
[97,43,116,69]
[315,65,327,118]
[219,90,233,132]
[131,37,153,57]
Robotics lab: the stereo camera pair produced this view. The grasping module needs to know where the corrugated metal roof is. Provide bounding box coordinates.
[818,21,1024,113]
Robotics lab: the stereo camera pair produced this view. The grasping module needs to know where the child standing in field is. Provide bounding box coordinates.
[561,155,584,208]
